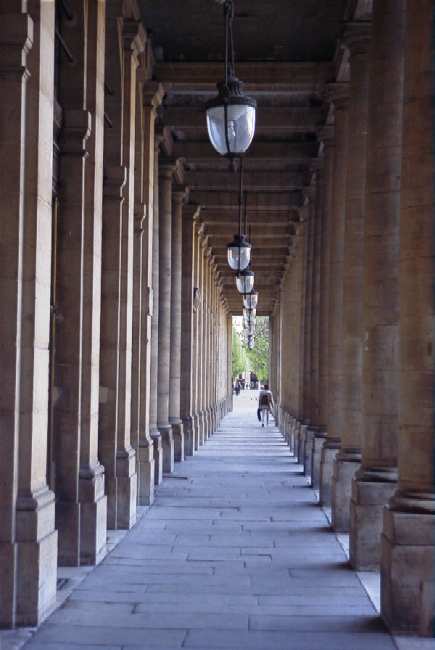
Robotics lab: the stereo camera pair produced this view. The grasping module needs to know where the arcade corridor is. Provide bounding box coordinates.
[19,392,397,650]
[0,0,434,641]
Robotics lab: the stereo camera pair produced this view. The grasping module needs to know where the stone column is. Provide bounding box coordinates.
[131,81,164,504]
[191,222,201,449]
[169,187,187,462]
[312,127,335,490]
[55,0,107,566]
[332,24,371,532]
[302,192,315,426]
[197,232,206,444]
[157,163,176,473]
[149,142,163,484]
[99,15,140,530]
[350,0,404,570]
[180,205,201,456]
[0,3,58,626]
[319,84,349,507]
[381,0,435,634]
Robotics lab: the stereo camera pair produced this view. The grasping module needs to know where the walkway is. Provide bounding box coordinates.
[24,392,396,650]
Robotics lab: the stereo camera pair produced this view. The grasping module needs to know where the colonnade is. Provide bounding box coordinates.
[0,0,231,628]
[271,0,434,635]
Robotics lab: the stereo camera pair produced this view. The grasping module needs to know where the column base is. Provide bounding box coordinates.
[192,413,200,450]
[350,473,397,570]
[151,431,163,486]
[159,424,174,474]
[114,447,137,529]
[381,504,435,634]
[14,487,58,627]
[331,453,361,532]
[303,427,315,478]
[182,415,195,457]
[137,438,155,505]
[78,464,107,565]
[319,440,340,507]
[311,430,327,491]
[170,420,185,463]
[198,411,206,445]
[297,423,308,465]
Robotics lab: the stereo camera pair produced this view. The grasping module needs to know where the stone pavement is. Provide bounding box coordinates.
[23,391,397,650]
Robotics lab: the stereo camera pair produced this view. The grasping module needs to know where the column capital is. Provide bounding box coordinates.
[325,82,350,111]
[318,125,335,148]
[342,22,372,58]
[173,185,189,206]
[142,81,165,112]
[0,13,33,79]
[103,165,127,200]
[183,203,201,221]
[60,109,92,156]
[122,18,146,56]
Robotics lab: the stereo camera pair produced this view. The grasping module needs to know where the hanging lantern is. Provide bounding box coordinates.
[243,307,256,321]
[243,290,258,310]
[205,0,256,157]
[247,335,255,350]
[227,233,251,271]
[236,269,254,295]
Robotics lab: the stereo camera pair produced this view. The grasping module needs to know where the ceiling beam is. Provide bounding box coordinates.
[198,209,302,224]
[184,170,306,191]
[190,190,304,210]
[162,107,324,132]
[172,140,318,163]
[156,62,333,89]
[206,223,294,236]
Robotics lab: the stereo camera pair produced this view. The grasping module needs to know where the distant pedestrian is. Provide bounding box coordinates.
[258,384,274,427]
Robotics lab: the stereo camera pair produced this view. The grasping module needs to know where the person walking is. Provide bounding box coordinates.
[258,383,274,427]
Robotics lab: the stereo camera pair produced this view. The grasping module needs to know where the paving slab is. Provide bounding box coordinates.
[23,392,396,650]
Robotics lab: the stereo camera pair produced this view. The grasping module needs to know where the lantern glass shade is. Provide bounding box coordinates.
[243,290,258,310]
[236,270,254,295]
[227,234,251,271]
[206,102,256,157]
[247,336,255,350]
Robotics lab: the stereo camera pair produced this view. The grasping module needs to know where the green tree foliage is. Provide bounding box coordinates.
[246,316,270,382]
[232,326,247,378]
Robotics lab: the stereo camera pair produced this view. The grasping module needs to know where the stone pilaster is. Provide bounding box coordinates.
[55,0,107,567]
[99,14,142,530]
[380,0,435,634]
[332,24,371,532]
[149,141,163,484]
[350,0,404,570]
[131,81,164,504]
[157,162,177,473]
[169,187,188,462]
[319,84,349,507]
[191,221,201,450]
[180,205,201,456]
[301,189,315,426]
[312,126,335,490]
[0,4,58,626]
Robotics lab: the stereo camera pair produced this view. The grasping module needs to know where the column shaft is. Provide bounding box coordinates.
[381,0,435,633]
[55,0,107,566]
[350,0,404,569]
[169,189,186,461]
[149,143,163,484]
[180,206,200,455]
[0,4,58,626]
[319,85,349,507]
[157,165,175,472]
[332,26,371,532]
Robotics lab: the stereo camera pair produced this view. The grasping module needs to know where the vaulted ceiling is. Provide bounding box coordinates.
[140,0,349,315]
